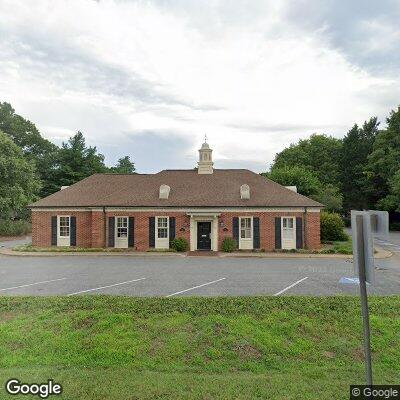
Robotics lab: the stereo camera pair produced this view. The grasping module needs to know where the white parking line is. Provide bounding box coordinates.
[0,278,67,292]
[67,277,146,296]
[274,277,308,296]
[166,277,226,297]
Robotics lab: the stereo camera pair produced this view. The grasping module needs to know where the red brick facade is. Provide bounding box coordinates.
[32,210,320,250]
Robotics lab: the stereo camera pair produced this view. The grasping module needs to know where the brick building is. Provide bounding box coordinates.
[30,142,323,251]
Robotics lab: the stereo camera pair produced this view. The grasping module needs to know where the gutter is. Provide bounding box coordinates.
[304,206,308,249]
[103,206,106,247]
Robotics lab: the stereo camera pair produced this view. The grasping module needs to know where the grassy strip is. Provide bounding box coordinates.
[13,244,177,253]
[14,243,352,254]
[13,244,138,253]
[0,296,399,399]
[320,238,353,254]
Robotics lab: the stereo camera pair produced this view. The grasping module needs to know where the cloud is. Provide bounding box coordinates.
[0,0,399,173]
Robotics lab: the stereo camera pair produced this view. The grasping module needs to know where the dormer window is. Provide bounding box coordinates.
[240,184,250,199]
[159,184,170,199]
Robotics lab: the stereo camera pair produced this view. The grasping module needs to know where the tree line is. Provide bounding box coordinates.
[263,105,400,222]
[2,100,400,225]
[0,101,135,220]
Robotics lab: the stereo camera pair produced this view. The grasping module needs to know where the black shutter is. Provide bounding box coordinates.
[70,216,77,246]
[51,216,57,246]
[108,217,115,247]
[233,217,239,245]
[128,217,135,247]
[296,217,303,249]
[149,217,155,248]
[169,217,176,245]
[275,217,282,249]
[253,217,260,249]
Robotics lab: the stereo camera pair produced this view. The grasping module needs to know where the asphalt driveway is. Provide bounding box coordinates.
[0,234,399,296]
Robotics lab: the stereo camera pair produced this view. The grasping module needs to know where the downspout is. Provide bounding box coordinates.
[303,207,308,249]
[103,206,107,248]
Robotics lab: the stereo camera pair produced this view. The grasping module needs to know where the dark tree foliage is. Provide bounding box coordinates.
[272,134,342,186]
[263,166,321,197]
[0,130,41,218]
[340,118,379,211]
[52,132,108,188]
[109,156,136,174]
[0,102,58,197]
[366,107,400,211]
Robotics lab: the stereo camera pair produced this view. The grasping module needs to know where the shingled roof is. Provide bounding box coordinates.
[30,169,323,208]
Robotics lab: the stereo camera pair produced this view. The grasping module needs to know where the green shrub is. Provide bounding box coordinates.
[390,222,400,231]
[0,219,31,236]
[221,237,237,252]
[170,237,189,252]
[320,212,348,242]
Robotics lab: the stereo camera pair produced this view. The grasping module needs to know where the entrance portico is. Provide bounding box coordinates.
[188,212,220,251]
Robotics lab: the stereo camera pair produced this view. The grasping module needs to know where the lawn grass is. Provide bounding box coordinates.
[320,238,353,254]
[0,296,399,399]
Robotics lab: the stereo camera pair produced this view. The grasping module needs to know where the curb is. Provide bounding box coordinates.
[0,249,186,257]
[0,246,392,259]
[221,246,392,260]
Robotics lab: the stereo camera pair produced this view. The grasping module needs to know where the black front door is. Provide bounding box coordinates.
[197,222,212,250]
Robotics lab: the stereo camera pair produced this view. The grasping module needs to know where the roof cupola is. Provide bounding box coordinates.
[197,135,213,174]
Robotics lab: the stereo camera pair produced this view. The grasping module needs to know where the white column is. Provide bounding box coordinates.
[190,217,196,251]
[212,217,218,251]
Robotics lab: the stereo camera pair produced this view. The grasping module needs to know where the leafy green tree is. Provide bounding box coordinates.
[0,102,58,197]
[376,170,400,212]
[366,107,400,208]
[311,184,343,212]
[263,166,321,196]
[109,156,136,173]
[272,134,342,185]
[51,132,107,188]
[340,118,379,211]
[0,131,41,219]
[265,165,342,211]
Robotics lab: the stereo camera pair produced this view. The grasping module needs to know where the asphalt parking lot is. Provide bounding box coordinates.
[1,235,400,296]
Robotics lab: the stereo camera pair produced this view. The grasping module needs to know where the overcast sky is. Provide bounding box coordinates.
[1,0,399,172]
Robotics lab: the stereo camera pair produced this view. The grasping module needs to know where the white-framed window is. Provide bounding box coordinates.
[157,217,168,239]
[116,216,128,238]
[58,216,70,237]
[240,217,252,239]
[281,216,296,249]
[283,217,294,230]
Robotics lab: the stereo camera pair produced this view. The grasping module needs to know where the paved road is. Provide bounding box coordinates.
[0,235,399,296]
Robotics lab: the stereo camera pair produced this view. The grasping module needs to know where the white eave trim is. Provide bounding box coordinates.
[31,206,322,213]
[187,212,221,217]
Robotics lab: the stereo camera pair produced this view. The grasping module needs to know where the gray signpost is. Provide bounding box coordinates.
[351,211,374,385]
[346,210,389,385]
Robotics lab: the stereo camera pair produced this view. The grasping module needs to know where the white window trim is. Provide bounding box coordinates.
[57,215,71,247]
[281,216,296,250]
[239,216,253,239]
[155,216,169,249]
[239,216,253,250]
[115,216,129,239]
[57,215,70,238]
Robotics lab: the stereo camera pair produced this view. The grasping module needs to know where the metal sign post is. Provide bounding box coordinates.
[354,214,373,386]
[351,211,375,285]
[345,210,389,385]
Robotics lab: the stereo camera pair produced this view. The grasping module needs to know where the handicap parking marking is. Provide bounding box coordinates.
[165,277,226,297]
[67,277,146,296]
[0,277,67,292]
